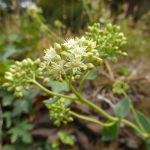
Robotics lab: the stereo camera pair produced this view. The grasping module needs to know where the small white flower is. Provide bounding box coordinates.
[65,56,87,73]
[49,60,65,80]
[68,44,87,57]
[43,46,59,65]
[65,38,76,48]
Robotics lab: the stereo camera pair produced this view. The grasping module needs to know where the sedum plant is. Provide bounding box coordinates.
[2,23,150,149]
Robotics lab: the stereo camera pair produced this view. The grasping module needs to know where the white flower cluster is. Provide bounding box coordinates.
[40,37,102,82]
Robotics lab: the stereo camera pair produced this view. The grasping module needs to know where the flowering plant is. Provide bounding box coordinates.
[2,23,150,148]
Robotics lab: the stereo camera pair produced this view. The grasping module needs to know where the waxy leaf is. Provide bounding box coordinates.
[87,69,99,80]
[43,97,59,104]
[133,111,150,133]
[101,121,118,141]
[114,97,131,118]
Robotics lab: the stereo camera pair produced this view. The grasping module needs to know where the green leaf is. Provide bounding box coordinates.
[114,97,131,118]
[8,120,34,143]
[2,144,15,150]
[87,69,99,80]
[47,81,69,93]
[2,92,14,106]
[58,132,75,146]
[133,111,150,133]
[75,70,84,75]
[64,99,72,106]
[43,97,59,104]
[101,121,118,141]
[2,111,12,128]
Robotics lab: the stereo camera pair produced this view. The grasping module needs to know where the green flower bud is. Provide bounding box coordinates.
[74,75,81,80]
[121,52,128,57]
[2,82,12,88]
[14,91,22,98]
[22,59,28,66]
[62,120,67,125]
[27,58,33,66]
[43,78,50,84]
[61,44,69,51]
[58,78,63,82]
[22,79,27,83]
[18,92,23,98]
[5,72,13,76]
[120,41,127,46]
[61,51,72,59]
[34,58,41,65]
[7,86,15,92]
[106,23,112,31]
[16,72,21,78]
[85,52,93,60]
[15,61,22,67]
[10,65,16,69]
[112,57,117,63]
[86,63,94,70]
[54,43,62,55]
[10,68,16,73]
[113,25,120,32]
[67,117,74,122]
[88,26,94,32]
[94,23,100,28]
[15,86,22,92]
[5,76,13,81]
[54,120,60,127]
[118,33,124,38]
[24,84,30,91]
[21,71,26,77]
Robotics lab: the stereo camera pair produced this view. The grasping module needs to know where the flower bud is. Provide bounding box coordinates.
[21,71,26,77]
[106,23,112,31]
[43,78,50,84]
[120,41,127,46]
[34,58,41,66]
[61,51,71,59]
[27,58,33,66]
[7,86,15,92]
[10,65,16,69]
[15,61,22,67]
[10,68,16,73]
[16,72,21,78]
[74,75,81,80]
[15,86,22,92]
[61,44,69,51]
[62,120,67,125]
[113,25,120,32]
[24,84,30,91]
[67,117,74,122]
[2,82,12,88]
[18,92,23,98]
[22,79,27,83]
[5,72,12,76]
[5,76,13,81]
[121,52,128,57]
[54,43,62,55]
[22,59,28,66]
[88,26,94,32]
[86,63,94,70]
[112,57,117,63]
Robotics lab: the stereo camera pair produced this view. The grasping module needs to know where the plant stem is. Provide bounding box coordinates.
[70,111,116,127]
[78,70,92,94]
[63,74,118,121]
[121,118,149,138]
[30,79,77,101]
[104,59,114,81]
[123,92,146,133]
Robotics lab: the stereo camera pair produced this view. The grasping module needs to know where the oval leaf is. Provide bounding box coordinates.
[101,121,118,141]
[43,97,59,104]
[114,97,131,118]
[75,70,84,75]
[133,111,150,134]
[87,69,99,80]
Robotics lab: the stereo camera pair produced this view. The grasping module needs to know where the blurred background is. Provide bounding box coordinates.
[0,0,150,150]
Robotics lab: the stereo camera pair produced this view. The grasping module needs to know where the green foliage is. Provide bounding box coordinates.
[101,121,118,141]
[87,69,99,80]
[133,111,150,134]
[117,64,131,76]
[114,98,131,118]
[58,132,75,146]
[8,119,34,143]
[51,140,59,149]
[47,81,69,94]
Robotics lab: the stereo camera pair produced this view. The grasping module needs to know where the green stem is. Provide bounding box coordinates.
[121,118,149,138]
[29,79,77,101]
[123,92,146,133]
[69,69,73,87]
[104,59,114,81]
[63,74,118,121]
[78,70,92,94]
[70,111,116,127]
